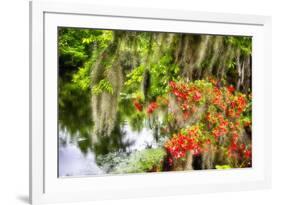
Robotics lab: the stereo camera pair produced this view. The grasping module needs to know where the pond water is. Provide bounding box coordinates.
[59,124,156,177]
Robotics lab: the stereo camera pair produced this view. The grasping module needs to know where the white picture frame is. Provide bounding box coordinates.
[29,0,272,204]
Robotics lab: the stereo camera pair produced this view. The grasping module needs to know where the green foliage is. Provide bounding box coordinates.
[226,36,252,56]
[124,65,144,92]
[59,28,100,69]
[114,148,166,173]
[149,54,181,97]
[95,152,129,173]
[215,165,232,169]
[58,28,115,139]
[72,65,91,91]
[92,79,114,95]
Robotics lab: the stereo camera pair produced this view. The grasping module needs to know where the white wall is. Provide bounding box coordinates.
[0,0,279,204]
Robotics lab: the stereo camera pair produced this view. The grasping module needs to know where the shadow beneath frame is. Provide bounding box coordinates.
[17,195,29,204]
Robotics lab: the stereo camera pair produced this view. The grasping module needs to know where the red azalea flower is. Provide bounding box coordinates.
[212,128,221,138]
[227,85,235,93]
[133,100,143,112]
[164,79,251,164]
[230,142,237,151]
[193,90,202,102]
[165,126,203,159]
[169,81,177,89]
[147,102,158,114]
[244,149,251,159]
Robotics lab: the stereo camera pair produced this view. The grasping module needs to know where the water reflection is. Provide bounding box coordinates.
[122,124,157,151]
[58,123,156,177]
[59,130,103,177]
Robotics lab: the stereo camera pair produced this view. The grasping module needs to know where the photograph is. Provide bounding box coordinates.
[58,27,252,177]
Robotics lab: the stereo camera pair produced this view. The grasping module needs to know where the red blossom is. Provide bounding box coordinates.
[165,79,251,166]
[244,149,251,159]
[133,100,143,112]
[169,81,177,89]
[227,85,235,93]
[147,102,158,114]
[165,126,202,159]
[193,90,202,102]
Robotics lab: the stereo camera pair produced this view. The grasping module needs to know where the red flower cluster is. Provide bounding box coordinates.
[227,94,247,118]
[212,87,227,111]
[165,79,251,167]
[133,99,143,112]
[206,112,230,139]
[227,85,235,93]
[244,149,252,159]
[169,81,188,100]
[229,132,239,152]
[228,136,252,162]
[165,126,202,159]
[193,90,202,102]
[170,80,203,102]
[169,81,204,120]
[147,101,158,114]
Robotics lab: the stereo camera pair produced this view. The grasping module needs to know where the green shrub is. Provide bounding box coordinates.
[114,148,166,174]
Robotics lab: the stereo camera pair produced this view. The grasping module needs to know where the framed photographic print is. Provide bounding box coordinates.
[29,0,272,204]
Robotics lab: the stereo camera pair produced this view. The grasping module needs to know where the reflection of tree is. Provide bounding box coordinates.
[92,114,135,156]
[59,80,93,140]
